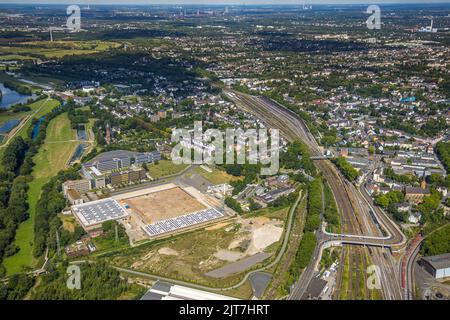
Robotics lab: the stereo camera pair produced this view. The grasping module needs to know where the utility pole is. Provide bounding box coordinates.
[222,184,226,214]
[56,230,61,257]
[115,224,119,243]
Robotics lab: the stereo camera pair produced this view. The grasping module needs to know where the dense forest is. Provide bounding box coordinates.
[0,137,31,275]
[422,224,450,256]
[31,261,138,300]
[33,168,84,258]
[0,273,35,300]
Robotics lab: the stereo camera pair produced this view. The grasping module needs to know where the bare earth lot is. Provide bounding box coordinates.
[122,187,206,223]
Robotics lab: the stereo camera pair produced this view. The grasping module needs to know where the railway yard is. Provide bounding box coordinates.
[225,89,407,300]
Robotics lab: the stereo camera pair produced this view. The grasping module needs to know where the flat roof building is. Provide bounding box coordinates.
[83,150,161,174]
[141,281,238,300]
[67,189,83,206]
[63,179,91,196]
[72,198,129,231]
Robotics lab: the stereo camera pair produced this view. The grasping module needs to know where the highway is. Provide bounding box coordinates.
[224,89,406,300]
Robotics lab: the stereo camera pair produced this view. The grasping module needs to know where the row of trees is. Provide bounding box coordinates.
[287,181,321,284]
[0,136,31,275]
[225,197,243,214]
[332,157,359,182]
[304,179,322,233]
[384,167,417,185]
[323,182,341,233]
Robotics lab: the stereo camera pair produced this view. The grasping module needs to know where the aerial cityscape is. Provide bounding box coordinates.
[0,1,449,305]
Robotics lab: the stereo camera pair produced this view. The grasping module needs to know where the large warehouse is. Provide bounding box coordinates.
[421,253,450,279]
[71,198,129,232]
[141,281,238,300]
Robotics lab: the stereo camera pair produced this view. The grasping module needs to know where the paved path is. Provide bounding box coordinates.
[205,253,271,278]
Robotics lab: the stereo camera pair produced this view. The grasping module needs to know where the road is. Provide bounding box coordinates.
[224,89,406,300]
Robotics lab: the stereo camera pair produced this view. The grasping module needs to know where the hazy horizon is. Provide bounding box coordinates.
[1,0,449,5]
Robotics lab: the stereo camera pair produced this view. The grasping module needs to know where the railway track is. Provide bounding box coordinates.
[225,89,405,300]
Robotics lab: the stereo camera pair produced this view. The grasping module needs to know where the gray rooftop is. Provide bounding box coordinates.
[422,253,450,270]
[72,198,129,227]
[84,150,138,167]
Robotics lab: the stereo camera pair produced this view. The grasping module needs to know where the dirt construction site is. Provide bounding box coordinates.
[112,183,226,242]
[121,186,206,224]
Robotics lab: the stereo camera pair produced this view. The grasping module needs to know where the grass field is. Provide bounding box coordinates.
[3,112,78,275]
[148,160,189,179]
[0,40,119,59]
[0,98,52,128]
[192,166,243,185]
[0,99,59,175]
[17,99,60,139]
[0,54,35,61]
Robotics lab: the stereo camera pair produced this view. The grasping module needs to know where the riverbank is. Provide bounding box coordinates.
[2,107,74,275]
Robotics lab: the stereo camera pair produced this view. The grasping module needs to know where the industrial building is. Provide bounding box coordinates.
[71,198,129,232]
[79,150,159,189]
[82,150,161,174]
[421,253,450,279]
[141,281,238,300]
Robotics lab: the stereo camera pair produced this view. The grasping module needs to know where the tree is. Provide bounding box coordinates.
[332,157,359,182]
[225,197,243,214]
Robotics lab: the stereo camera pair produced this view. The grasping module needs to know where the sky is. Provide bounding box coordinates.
[0,0,449,4]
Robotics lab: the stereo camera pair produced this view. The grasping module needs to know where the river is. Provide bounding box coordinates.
[0,82,35,109]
